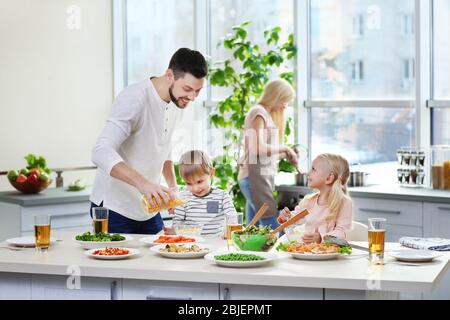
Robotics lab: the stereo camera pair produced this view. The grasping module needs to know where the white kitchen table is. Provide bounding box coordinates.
[0,231,449,300]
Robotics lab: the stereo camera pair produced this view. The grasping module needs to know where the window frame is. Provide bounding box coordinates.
[114,0,447,181]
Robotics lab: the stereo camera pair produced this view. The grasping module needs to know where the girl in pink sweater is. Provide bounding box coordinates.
[278,153,353,243]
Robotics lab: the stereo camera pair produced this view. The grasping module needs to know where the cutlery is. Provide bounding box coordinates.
[0,246,23,251]
[323,235,370,252]
[243,203,269,232]
[270,209,310,235]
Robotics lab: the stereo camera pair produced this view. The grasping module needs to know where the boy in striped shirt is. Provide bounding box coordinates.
[169,150,237,236]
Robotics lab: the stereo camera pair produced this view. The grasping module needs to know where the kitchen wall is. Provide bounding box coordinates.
[0,0,113,191]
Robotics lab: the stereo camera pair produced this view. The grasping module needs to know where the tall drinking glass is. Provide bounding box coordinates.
[225,212,243,246]
[92,207,109,234]
[368,218,386,265]
[34,215,51,252]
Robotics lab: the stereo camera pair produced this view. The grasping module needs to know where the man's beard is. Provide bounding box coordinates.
[169,86,185,109]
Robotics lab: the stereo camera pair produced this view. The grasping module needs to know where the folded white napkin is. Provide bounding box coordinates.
[399,237,450,251]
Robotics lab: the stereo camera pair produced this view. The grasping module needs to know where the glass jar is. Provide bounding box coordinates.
[430,145,450,190]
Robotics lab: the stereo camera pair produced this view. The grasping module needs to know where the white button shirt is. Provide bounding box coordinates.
[90,79,183,221]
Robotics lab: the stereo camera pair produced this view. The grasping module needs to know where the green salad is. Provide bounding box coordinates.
[75,232,125,242]
[215,253,266,261]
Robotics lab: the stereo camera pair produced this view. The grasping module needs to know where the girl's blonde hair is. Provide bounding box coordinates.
[258,79,295,144]
[178,150,214,181]
[304,153,350,222]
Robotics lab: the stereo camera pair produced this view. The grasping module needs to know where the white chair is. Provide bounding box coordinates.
[346,221,368,241]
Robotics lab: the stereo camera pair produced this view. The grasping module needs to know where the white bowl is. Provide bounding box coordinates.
[285,226,304,242]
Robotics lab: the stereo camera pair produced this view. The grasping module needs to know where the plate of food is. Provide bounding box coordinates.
[74,232,133,250]
[84,247,140,260]
[388,250,442,262]
[140,235,205,246]
[276,241,352,260]
[204,250,278,268]
[6,236,58,247]
[150,244,211,259]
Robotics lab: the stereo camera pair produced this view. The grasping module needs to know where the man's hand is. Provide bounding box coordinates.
[139,181,175,207]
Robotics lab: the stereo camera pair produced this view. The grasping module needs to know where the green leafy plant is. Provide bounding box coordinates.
[207,21,297,212]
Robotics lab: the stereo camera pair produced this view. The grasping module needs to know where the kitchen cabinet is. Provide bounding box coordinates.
[219,284,322,300]
[122,279,219,300]
[31,275,119,300]
[423,202,450,300]
[352,197,423,242]
[0,188,93,241]
[0,273,31,299]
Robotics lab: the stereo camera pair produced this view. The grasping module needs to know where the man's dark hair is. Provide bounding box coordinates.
[168,48,208,79]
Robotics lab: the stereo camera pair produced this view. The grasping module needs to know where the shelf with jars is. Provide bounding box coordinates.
[396,147,426,188]
[430,145,450,190]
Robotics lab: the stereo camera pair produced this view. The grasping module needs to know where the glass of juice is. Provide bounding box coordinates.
[92,207,109,234]
[368,218,386,265]
[34,215,51,252]
[225,212,243,246]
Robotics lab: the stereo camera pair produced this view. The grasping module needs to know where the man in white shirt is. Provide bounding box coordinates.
[90,48,208,234]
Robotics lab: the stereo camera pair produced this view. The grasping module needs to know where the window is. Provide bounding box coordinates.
[126,0,195,84]
[352,14,364,37]
[210,0,294,101]
[351,60,364,82]
[401,13,415,36]
[431,0,450,144]
[310,0,416,184]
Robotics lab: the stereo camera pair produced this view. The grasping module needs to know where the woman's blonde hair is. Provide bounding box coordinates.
[178,150,214,181]
[258,79,295,143]
[304,153,350,222]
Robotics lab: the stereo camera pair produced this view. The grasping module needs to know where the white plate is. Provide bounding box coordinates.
[74,234,133,250]
[150,244,211,259]
[204,250,278,268]
[388,250,442,262]
[84,247,140,260]
[288,252,340,260]
[140,235,205,246]
[6,236,57,247]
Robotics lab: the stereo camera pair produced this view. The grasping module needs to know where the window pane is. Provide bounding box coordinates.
[310,0,415,100]
[433,0,450,99]
[311,107,416,184]
[126,0,194,84]
[210,0,294,100]
[432,109,450,145]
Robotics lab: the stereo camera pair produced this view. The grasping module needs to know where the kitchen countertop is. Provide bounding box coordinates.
[0,231,448,293]
[276,184,450,204]
[0,187,92,206]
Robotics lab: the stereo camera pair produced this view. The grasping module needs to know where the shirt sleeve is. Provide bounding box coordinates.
[222,191,237,216]
[91,93,143,175]
[292,198,309,215]
[323,197,353,240]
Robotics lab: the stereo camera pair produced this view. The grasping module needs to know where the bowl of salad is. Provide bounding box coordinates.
[74,231,133,250]
[231,225,278,252]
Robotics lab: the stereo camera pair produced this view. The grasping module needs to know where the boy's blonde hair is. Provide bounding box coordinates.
[258,79,295,144]
[304,153,350,222]
[178,150,214,181]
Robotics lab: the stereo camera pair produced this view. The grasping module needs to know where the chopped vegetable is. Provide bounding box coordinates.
[75,231,125,242]
[93,247,129,256]
[214,253,266,261]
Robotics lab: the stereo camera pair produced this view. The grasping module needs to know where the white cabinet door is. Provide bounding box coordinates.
[423,202,450,300]
[21,202,91,235]
[353,197,423,241]
[219,284,322,300]
[122,279,219,300]
[31,275,118,300]
[0,273,32,300]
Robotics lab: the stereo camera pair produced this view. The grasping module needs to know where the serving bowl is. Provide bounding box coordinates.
[232,230,278,252]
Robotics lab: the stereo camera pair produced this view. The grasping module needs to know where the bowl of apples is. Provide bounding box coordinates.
[6,154,52,194]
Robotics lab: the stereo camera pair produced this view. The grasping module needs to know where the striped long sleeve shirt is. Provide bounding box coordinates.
[173,188,237,236]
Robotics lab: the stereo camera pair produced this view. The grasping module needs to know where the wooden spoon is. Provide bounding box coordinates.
[243,203,269,232]
[270,209,310,235]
